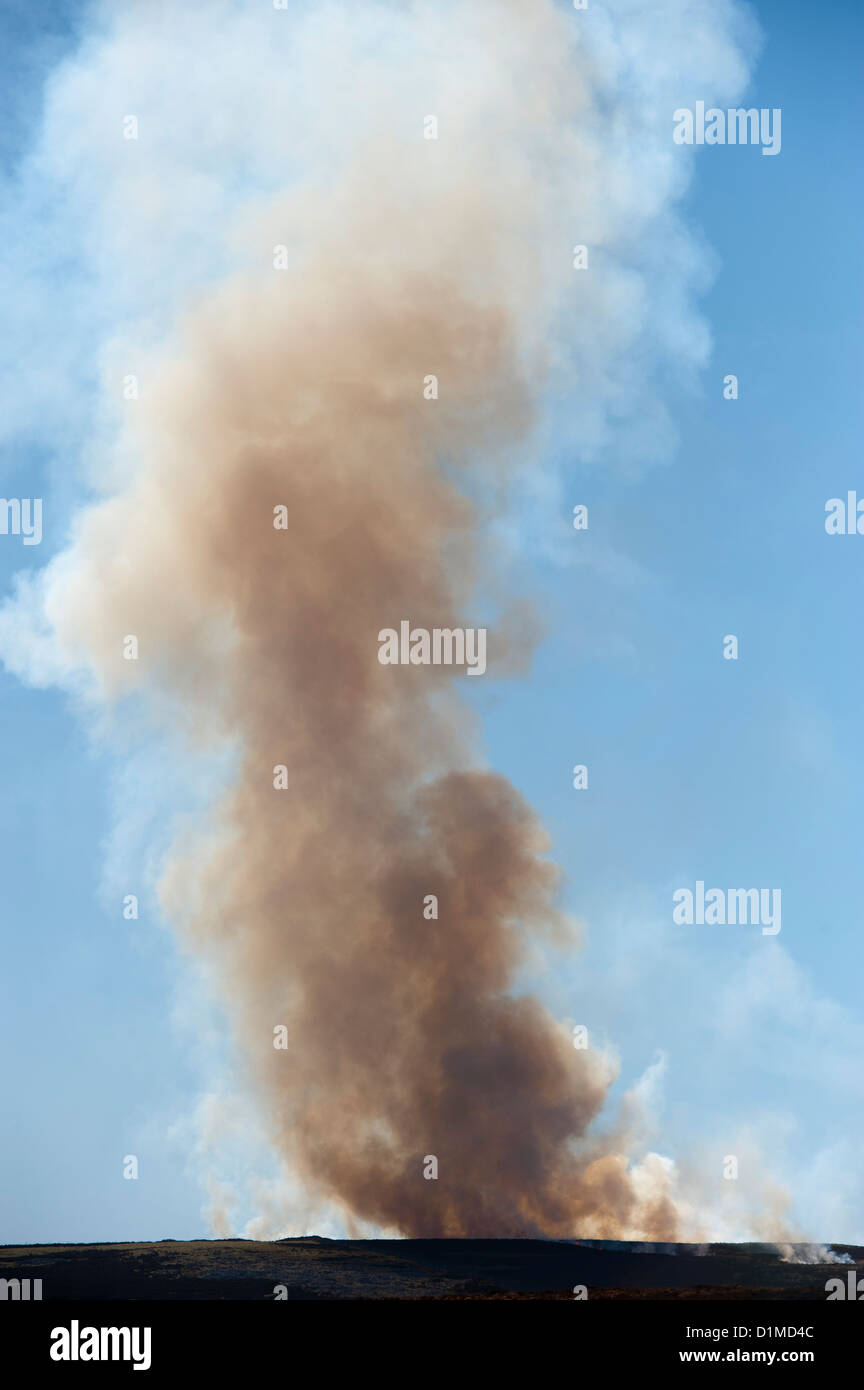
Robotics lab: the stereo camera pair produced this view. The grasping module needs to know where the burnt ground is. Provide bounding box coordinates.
[1,1237,861,1300]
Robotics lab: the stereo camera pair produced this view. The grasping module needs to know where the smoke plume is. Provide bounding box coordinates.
[0,0,760,1237]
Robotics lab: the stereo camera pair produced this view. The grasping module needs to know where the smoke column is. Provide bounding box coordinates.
[0,0,759,1237]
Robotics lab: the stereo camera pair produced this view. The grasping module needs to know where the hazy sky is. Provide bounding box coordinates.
[1,0,862,1245]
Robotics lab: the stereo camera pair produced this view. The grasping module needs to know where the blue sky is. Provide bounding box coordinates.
[1,0,862,1244]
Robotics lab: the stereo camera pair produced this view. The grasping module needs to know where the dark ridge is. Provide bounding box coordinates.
[0,1238,859,1301]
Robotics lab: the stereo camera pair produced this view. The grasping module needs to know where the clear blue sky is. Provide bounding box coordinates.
[1,0,862,1244]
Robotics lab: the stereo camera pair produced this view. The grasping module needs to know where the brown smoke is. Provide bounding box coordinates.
[24,0,718,1240]
[38,185,689,1237]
